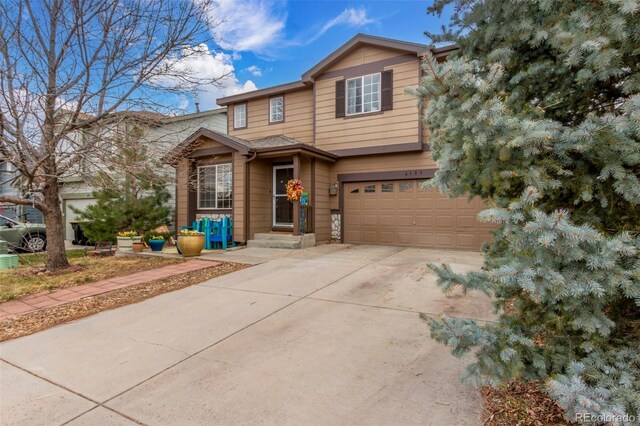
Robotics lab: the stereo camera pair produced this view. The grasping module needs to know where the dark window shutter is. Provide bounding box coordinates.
[381,70,393,111]
[335,79,345,118]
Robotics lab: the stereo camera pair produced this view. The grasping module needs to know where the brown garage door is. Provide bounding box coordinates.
[343,180,493,249]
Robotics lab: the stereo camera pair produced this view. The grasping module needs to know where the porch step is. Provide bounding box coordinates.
[247,233,316,249]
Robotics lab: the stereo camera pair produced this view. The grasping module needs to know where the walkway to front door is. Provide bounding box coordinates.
[273,165,293,228]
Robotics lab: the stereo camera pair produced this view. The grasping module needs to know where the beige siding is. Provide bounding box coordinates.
[329,151,438,210]
[314,160,332,242]
[323,45,407,72]
[315,59,421,152]
[229,89,313,144]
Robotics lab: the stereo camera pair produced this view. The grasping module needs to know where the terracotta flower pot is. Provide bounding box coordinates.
[177,234,205,257]
[117,236,141,251]
[132,241,145,252]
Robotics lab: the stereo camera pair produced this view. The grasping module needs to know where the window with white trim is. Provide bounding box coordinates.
[269,96,284,123]
[233,104,246,128]
[346,73,380,115]
[198,163,232,209]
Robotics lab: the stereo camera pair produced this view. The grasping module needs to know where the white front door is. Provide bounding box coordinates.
[273,165,293,227]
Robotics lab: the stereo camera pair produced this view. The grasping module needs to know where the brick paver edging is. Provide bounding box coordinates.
[0,259,218,322]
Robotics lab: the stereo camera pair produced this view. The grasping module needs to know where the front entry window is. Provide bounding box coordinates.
[273,166,293,226]
[198,163,232,209]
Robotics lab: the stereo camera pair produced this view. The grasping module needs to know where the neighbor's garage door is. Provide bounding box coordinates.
[343,180,493,250]
[65,199,94,241]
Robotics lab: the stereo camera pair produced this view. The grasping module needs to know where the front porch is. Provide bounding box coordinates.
[164,129,337,246]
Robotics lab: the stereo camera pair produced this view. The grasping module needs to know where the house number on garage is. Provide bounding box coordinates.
[403,170,424,177]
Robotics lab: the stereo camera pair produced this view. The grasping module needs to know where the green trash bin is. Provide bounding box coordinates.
[0,239,8,255]
[0,254,18,269]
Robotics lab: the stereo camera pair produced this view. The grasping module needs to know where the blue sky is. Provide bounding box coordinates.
[170,1,453,111]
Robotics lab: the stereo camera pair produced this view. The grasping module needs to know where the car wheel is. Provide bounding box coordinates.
[24,235,46,252]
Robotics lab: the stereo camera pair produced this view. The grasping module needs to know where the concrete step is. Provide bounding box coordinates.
[252,233,300,241]
[247,239,301,249]
[247,233,316,249]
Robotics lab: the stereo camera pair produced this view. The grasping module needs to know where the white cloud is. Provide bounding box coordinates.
[205,0,286,54]
[246,65,262,77]
[154,43,257,111]
[305,7,377,44]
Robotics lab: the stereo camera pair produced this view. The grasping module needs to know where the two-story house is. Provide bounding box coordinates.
[165,34,492,250]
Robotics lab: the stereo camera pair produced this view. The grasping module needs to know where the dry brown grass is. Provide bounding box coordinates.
[0,252,182,301]
[0,261,248,341]
[483,381,576,426]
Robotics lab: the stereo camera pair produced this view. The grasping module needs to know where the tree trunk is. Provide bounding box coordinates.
[42,181,69,271]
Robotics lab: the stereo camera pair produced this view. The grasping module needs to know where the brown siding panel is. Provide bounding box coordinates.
[249,160,272,237]
[314,161,332,242]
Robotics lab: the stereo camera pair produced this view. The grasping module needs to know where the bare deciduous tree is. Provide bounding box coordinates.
[0,0,224,270]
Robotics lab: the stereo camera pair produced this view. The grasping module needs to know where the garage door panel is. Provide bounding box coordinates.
[397,230,414,245]
[435,215,456,228]
[456,215,478,228]
[435,233,456,248]
[414,214,434,227]
[396,214,414,226]
[378,214,396,224]
[397,199,415,210]
[456,234,478,250]
[344,179,491,249]
[414,199,434,210]
[378,231,396,244]
[65,199,94,241]
[379,199,395,210]
[361,230,378,243]
[362,199,378,210]
[414,232,435,246]
[362,214,378,226]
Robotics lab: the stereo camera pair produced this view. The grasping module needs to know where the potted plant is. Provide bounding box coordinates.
[117,231,141,251]
[147,235,165,252]
[177,229,205,257]
[132,240,145,252]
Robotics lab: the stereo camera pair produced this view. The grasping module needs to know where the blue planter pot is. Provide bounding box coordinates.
[148,240,165,252]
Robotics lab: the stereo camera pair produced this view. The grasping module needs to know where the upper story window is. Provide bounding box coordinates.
[346,73,380,115]
[233,104,246,129]
[198,163,232,209]
[269,96,284,123]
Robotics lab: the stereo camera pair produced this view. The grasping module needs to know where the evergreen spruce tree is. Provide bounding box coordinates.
[72,127,173,243]
[411,0,640,422]
[73,182,172,243]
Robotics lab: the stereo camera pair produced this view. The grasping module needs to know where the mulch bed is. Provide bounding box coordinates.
[483,381,576,426]
[0,262,248,342]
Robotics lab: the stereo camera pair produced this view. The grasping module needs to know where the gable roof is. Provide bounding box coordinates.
[301,34,429,82]
[217,34,438,106]
[162,128,337,164]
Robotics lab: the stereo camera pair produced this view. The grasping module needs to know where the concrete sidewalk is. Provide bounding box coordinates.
[0,244,492,426]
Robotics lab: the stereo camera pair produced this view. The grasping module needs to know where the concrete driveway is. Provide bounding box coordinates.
[0,244,493,426]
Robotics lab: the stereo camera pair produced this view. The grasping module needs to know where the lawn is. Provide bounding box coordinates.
[0,250,182,301]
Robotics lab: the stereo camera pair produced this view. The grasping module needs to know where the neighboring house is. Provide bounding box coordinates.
[165,34,493,250]
[0,160,44,223]
[60,108,227,241]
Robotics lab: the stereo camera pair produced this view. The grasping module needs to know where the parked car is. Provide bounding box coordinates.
[0,214,47,252]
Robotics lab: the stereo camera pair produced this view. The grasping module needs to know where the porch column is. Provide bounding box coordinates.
[293,154,301,236]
